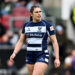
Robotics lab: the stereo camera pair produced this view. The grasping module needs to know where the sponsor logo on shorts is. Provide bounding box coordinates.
[45,58,49,62]
[39,58,44,61]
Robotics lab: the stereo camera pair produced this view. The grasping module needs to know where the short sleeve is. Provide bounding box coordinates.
[46,21,55,35]
[22,22,28,34]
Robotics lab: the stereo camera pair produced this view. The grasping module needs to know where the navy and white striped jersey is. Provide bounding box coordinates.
[22,20,55,52]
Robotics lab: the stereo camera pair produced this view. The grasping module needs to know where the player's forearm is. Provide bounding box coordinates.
[13,39,24,55]
[53,41,59,59]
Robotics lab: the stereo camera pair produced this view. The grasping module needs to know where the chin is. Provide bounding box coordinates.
[36,19,41,21]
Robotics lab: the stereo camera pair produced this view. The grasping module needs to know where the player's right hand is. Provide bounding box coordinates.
[9,53,16,63]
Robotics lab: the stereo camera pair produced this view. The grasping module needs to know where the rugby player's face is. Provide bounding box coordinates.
[31,7,42,22]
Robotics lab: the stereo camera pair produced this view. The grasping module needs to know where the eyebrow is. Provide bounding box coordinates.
[34,11,42,13]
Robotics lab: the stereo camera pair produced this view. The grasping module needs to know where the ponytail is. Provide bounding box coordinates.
[30,16,33,21]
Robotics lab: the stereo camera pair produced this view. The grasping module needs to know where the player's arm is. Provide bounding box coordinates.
[45,20,60,68]
[49,35,60,68]
[50,35,59,59]
[10,33,26,61]
[13,33,26,55]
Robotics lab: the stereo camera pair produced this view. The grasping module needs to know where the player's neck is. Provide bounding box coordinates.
[33,19,41,23]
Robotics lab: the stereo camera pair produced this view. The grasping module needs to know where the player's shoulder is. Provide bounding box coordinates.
[42,20,52,26]
[23,21,32,27]
[24,21,30,26]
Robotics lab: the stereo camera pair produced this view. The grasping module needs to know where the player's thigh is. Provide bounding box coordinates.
[33,62,48,75]
[27,64,34,75]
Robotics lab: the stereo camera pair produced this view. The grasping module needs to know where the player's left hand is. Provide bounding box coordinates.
[54,58,60,68]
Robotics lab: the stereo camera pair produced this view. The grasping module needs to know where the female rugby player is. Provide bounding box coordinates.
[9,6,60,75]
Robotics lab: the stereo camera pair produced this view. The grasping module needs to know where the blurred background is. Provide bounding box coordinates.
[0,0,75,75]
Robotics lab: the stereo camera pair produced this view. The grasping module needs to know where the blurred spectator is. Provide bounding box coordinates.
[71,50,75,72]
[1,0,15,15]
[0,58,2,68]
[55,25,72,60]
[1,14,12,30]
[0,34,12,46]
[6,30,18,46]
[0,24,6,39]
[26,0,36,10]
[11,0,19,8]
[0,14,12,46]
[26,0,46,19]
[0,16,6,42]
[63,50,75,75]
[64,55,72,69]
[18,0,28,7]
[12,0,19,3]
[12,0,28,7]
[6,30,14,40]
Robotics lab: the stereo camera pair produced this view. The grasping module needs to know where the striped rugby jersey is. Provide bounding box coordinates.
[22,20,55,51]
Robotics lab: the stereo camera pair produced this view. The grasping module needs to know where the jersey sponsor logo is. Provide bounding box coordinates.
[27,28,30,31]
[26,33,44,38]
[50,26,54,31]
[27,33,43,37]
[25,26,46,33]
[30,33,42,37]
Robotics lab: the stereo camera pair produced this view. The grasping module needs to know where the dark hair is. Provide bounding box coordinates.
[30,5,40,21]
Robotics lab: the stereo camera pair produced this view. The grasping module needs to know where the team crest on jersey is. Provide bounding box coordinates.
[38,26,42,32]
[50,26,54,31]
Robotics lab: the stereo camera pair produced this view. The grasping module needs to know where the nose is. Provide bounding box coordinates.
[38,12,41,15]
[38,13,40,15]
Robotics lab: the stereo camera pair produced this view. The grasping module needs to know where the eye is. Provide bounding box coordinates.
[34,11,42,13]
[39,11,42,13]
[35,11,39,13]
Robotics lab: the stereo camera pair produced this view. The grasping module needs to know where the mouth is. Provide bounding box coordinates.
[37,16,41,18]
